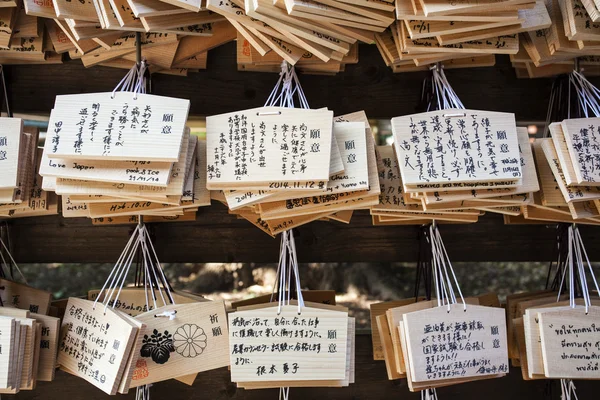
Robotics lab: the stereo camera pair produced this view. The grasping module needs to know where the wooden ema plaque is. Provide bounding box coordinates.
[0,278,52,315]
[561,118,600,186]
[391,109,522,187]
[228,304,348,382]
[57,298,142,395]
[206,107,334,189]
[0,118,23,190]
[47,92,190,162]
[538,305,600,379]
[0,317,16,389]
[403,304,509,382]
[128,302,230,387]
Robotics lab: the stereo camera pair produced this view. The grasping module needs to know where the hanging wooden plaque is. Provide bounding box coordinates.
[370,298,424,360]
[0,279,52,315]
[228,304,348,382]
[231,291,336,309]
[47,93,190,162]
[0,317,16,389]
[561,118,600,185]
[403,304,509,382]
[206,107,334,189]
[392,109,522,186]
[128,301,229,387]
[31,313,60,382]
[0,118,23,189]
[538,305,600,379]
[57,298,142,395]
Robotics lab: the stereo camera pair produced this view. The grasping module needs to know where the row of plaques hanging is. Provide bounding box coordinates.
[369,223,600,391]
[204,62,380,235]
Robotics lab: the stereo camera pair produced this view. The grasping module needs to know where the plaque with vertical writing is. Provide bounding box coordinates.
[392,109,522,186]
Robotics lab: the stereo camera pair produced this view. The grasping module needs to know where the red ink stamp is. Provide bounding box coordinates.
[132,359,149,380]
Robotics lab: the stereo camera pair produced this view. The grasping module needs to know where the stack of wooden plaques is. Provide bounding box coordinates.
[515,298,600,380]
[206,0,380,69]
[511,0,600,78]
[0,117,58,219]
[38,91,211,225]
[228,300,355,389]
[206,108,380,236]
[71,223,230,390]
[226,230,355,389]
[374,109,532,225]
[0,0,237,74]
[510,227,600,381]
[0,269,60,392]
[0,0,63,65]
[382,0,552,71]
[519,119,600,224]
[236,34,359,75]
[370,294,507,385]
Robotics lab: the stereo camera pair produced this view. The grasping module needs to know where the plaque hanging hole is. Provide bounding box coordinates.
[442,113,466,118]
[257,111,282,116]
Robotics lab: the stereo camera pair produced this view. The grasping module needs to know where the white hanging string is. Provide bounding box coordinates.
[551,226,594,400]
[92,221,174,315]
[568,70,600,118]
[0,235,28,284]
[270,230,304,315]
[421,388,438,400]
[561,379,579,400]
[557,225,599,314]
[268,230,304,400]
[574,226,600,304]
[429,64,465,111]
[429,224,466,312]
[111,60,148,100]
[264,62,309,110]
[279,386,290,400]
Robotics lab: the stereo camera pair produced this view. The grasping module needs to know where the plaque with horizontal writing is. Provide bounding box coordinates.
[538,306,600,379]
[228,304,348,382]
[57,298,141,395]
[403,304,509,382]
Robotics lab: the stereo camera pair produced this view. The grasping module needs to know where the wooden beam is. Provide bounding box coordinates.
[4,43,598,120]
[13,335,600,399]
[6,205,600,263]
